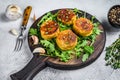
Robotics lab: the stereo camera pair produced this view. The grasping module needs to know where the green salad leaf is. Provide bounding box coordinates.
[73,8,82,14]
[58,22,72,31]
[29,28,38,36]
[84,46,94,54]
[40,40,55,53]
[37,12,57,27]
[82,53,89,62]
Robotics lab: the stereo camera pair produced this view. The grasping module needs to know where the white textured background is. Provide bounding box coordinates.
[0,0,120,80]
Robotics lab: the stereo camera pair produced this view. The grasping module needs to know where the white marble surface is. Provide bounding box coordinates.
[0,0,120,80]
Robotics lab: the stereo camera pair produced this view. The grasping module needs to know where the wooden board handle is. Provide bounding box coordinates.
[22,6,32,26]
[10,54,48,80]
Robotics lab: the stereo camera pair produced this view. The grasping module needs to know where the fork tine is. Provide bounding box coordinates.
[14,36,24,51]
[18,39,23,51]
[16,40,21,51]
[14,39,19,51]
[14,39,21,51]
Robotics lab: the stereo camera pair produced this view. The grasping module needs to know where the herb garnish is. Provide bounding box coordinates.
[105,38,120,69]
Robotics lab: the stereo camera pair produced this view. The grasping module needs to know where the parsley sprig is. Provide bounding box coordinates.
[105,38,120,69]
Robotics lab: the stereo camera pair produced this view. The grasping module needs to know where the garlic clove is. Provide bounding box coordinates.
[33,47,45,54]
[9,28,18,36]
[30,35,39,45]
[5,4,22,20]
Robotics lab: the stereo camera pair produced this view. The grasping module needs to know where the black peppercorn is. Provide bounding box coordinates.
[108,5,120,28]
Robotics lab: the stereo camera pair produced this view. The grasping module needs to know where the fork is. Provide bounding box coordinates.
[14,6,32,51]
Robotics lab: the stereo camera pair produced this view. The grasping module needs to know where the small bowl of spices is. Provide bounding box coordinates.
[108,5,120,28]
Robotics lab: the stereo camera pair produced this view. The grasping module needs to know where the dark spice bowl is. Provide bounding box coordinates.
[108,5,120,28]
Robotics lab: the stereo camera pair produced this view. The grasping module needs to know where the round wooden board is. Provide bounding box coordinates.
[28,9,106,70]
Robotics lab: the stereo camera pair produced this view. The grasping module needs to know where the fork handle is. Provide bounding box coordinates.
[10,54,48,80]
[22,6,32,27]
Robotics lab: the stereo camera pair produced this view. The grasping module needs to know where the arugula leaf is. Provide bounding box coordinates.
[75,39,87,58]
[37,12,52,27]
[76,51,82,58]
[84,46,94,54]
[40,40,55,53]
[81,46,94,62]
[86,22,102,46]
[84,12,86,18]
[93,22,100,27]
[73,8,82,14]
[93,27,102,35]
[59,50,73,62]
[37,12,57,27]
[82,53,89,62]
[80,40,88,47]
[75,40,87,49]
[89,34,96,46]
[58,22,71,31]
[29,28,38,36]
[91,16,95,23]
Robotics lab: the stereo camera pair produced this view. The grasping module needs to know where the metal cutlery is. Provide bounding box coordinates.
[14,6,32,51]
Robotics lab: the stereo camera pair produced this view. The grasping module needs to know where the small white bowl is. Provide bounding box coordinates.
[5,4,22,21]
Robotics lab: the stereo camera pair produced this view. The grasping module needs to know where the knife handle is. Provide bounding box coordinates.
[22,6,32,27]
[10,54,48,80]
